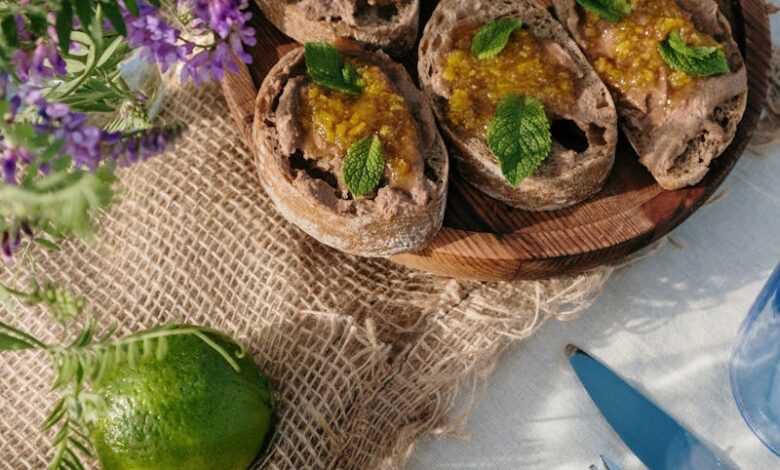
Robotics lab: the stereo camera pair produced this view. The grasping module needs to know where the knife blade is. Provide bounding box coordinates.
[567,345,731,470]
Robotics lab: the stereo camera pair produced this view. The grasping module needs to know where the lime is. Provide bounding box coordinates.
[87,326,274,470]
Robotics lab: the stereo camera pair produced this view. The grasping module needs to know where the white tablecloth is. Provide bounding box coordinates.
[409,17,780,470]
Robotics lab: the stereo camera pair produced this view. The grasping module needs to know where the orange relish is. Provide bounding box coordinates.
[300,61,419,186]
[441,26,576,135]
[581,0,722,99]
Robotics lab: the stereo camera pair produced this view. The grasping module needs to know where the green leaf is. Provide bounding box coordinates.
[304,42,363,95]
[155,336,168,361]
[101,1,126,36]
[576,0,632,22]
[0,321,44,351]
[96,36,127,69]
[124,0,139,17]
[343,135,385,197]
[0,332,36,351]
[658,31,730,77]
[1,15,18,47]
[471,18,523,60]
[73,0,94,33]
[56,0,74,55]
[342,62,360,86]
[43,398,67,430]
[28,13,50,37]
[487,95,552,186]
[0,167,116,237]
[64,58,86,74]
[35,238,63,251]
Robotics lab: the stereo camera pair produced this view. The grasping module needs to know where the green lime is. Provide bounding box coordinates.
[87,326,274,470]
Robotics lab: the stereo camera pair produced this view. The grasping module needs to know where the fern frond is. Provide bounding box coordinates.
[45,389,98,470]
[42,397,67,431]
[0,281,86,325]
[192,330,241,372]
[0,319,47,350]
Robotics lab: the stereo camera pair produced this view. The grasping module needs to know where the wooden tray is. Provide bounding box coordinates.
[222,0,771,281]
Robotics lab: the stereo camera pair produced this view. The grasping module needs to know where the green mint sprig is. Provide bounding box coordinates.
[576,0,633,22]
[487,95,552,187]
[343,135,385,197]
[471,18,523,60]
[658,31,730,77]
[304,42,363,95]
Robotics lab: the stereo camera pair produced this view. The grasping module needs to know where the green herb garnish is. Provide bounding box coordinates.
[304,42,363,95]
[658,31,730,77]
[343,135,385,197]
[487,95,552,187]
[576,0,633,22]
[0,284,248,470]
[471,18,523,60]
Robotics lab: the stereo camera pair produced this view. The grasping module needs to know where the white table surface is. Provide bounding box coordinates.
[409,17,780,470]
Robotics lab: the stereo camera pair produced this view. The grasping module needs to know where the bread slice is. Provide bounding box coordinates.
[418,0,618,211]
[550,0,748,190]
[253,46,449,257]
[255,0,420,57]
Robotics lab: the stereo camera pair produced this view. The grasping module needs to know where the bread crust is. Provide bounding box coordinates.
[418,0,618,211]
[551,0,748,190]
[255,0,420,57]
[253,47,449,257]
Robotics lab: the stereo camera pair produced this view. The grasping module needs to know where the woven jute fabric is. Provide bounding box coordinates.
[0,74,690,470]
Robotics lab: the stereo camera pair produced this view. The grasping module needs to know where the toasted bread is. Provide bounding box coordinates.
[253,46,448,257]
[255,0,420,57]
[418,0,618,211]
[550,0,748,190]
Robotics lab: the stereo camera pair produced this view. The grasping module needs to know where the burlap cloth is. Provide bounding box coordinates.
[1,40,777,467]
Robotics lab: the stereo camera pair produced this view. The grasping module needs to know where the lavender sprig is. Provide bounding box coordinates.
[123,0,255,84]
[0,77,173,259]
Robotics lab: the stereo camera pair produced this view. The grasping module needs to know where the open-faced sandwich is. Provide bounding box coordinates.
[418,0,618,211]
[550,0,748,190]
[253,42,448,257]
[255,1,420,57]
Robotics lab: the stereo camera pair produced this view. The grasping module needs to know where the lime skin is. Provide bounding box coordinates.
[87,327,273,470]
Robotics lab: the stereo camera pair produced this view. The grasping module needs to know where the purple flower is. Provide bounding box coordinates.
[0,147,33,184]
[1,229,22,261]
[15,15,32,42]
[10,11,67,83]
[111,125,180,167]
[182,0,255,82]
[12,41,66,82]
[121,0,255,84]
[0,221,34,263]
[123,1,191,73]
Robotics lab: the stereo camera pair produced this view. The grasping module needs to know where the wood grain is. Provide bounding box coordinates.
[222,0,771,281]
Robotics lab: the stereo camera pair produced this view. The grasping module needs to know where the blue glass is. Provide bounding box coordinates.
[730,263,780,457]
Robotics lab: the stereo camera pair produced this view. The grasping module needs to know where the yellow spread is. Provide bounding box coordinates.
[442,27,576,135]
[582,0,721,99]
[300,61,419,188]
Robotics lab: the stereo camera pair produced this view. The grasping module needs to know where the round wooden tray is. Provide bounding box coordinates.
[222,0,771,281]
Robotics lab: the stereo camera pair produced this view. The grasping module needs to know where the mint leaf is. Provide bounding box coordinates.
[576,0,632,22]
[471,18,523,60]
[343,135,385,197]
[304,42,363,95]
[658,31,730,77]
[487,95,552,187]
